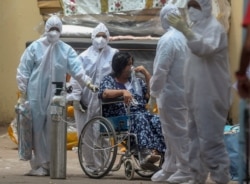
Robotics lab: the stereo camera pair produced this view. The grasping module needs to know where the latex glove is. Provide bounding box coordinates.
[147,96,157,114]
[167,14,194,39]
[86,82,99,93]
[17,92,26,105]
[73,100,85,113]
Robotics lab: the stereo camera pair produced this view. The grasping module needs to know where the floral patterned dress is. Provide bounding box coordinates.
[99,74,166,153]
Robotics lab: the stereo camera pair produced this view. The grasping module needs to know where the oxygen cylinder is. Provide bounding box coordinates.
[50,82,67,179]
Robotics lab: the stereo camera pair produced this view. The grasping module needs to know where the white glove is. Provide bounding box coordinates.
[73,101,85,113]
[17,92,26,105]
[86,82,99,93]
[147,96,157,114]
[167,14,194,39]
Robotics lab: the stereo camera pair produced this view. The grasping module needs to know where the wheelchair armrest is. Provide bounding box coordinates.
[101,96,124,104]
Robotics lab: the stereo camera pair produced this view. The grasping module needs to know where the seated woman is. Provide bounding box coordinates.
[98,51,166,164]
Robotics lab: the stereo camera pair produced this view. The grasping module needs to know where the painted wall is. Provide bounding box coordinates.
[0,0,245,125]
[0,0,42,125]
[229,0,244,123]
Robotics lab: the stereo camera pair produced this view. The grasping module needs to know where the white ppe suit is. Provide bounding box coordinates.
[67,23,118,136]
[16,15,91,173]
[67,23,118,170]
[150,4,191,183]
[183,0,231,183]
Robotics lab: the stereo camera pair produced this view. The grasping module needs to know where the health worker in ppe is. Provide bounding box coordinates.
[67,23,118,172]
[67,23,118,136]
[148,4,192,183]
[168,0,231,183]
[16,15,97,176]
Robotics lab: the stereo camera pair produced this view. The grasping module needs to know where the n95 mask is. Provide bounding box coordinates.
[93,37,107,49]
[47,30,60,43]
[188,7,203,23]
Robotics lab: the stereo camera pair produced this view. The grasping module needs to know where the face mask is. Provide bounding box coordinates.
[188,7,203,23]
[47,30,60,43]
[93,37,107,49]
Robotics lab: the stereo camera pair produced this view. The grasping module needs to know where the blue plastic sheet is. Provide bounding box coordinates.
[238,99,250,184]
[224,125,240,181]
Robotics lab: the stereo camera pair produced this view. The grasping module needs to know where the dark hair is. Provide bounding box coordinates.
[111,52,134,78]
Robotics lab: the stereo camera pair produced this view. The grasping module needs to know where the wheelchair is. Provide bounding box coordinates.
[77,97,164,180]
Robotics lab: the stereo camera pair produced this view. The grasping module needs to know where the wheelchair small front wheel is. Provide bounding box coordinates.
[124,159,135,180]
[78,116,118,179]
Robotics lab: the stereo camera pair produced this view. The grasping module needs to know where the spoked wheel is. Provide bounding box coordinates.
[78,116,118,178]
[124,159,135,180]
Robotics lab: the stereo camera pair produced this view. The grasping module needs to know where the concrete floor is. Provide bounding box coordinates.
[0,124,239,184]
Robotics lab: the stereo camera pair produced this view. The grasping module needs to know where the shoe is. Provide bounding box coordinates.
[24,167,49,176]
[152,149,161,155]
[144,154,161,163]
[140,161,160,172]
[85,166,99,175]
[166,170,193,184]
[151,169,174,182]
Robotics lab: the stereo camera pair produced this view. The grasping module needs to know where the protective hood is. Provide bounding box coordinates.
[191,0,212,18]
[45,15,62,33]
[160,4,181,31]
[91,23,110,41]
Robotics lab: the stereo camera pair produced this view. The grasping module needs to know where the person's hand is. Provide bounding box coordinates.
[122,90,133,105]
[167,14,194,39]
[134,65,150,77]
[134,65,146,74]
[237,77,250,99]
[147,96,157,114]
[17,92,26,105]
[86,82,99,92]
[73,101,85,113]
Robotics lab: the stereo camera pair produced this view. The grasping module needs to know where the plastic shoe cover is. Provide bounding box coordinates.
[180,173,208,184]
[24,167,49,176]
[166,170,193,184]
[180,179,207,184]
[85,166,99,175]
[180,180,195,184]
[210,165,230,184]
[151,169,174,181]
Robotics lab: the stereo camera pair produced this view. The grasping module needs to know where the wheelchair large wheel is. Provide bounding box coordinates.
[78,116,118,179]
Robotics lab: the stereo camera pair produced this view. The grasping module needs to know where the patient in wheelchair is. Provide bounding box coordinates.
[98,52,166,165]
